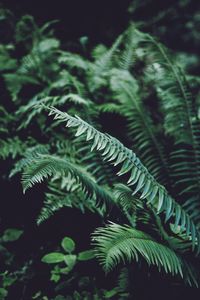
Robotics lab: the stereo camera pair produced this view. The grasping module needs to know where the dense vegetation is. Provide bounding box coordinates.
[1,1,200,299]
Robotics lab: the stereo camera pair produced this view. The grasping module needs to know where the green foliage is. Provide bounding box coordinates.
[1,7,200,298]
[41,236,94,285]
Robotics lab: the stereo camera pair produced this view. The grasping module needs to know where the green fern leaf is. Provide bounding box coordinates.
[92,222,183,277]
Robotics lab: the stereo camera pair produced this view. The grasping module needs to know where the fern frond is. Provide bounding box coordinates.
[22,154,114,209]
[37,181,106,224]
[58,51,91,71]
[77,139,118,186]
[16,92,89,130]
[132,29,200,228]
[119,25,139,70]
[93,35,123,72]
[109,69,169,184]
[92,222,183,277]
[116,267,130,298]
[114,184,139,227]
[45,106,200,252]
[114,184,159,234]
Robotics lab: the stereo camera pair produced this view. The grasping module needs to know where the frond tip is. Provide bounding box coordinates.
[92,222,183,277]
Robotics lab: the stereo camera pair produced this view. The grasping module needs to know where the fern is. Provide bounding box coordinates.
[22,154,114,210]
[109,69,169,184]
[92,222,183,276]
[43,106,200,252]
[37,182,106,224]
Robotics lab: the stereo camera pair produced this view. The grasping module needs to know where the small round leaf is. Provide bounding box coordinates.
[61,237,75,253]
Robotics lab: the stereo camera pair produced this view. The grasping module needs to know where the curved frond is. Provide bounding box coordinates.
[92,222,183,277]
[22,154,114,208]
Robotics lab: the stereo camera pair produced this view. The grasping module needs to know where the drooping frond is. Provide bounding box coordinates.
[92,222,183,277]
[45,106,200,252]
[22,154,114,209]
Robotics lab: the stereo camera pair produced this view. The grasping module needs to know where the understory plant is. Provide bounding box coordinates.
[1,7,200,297]
[21,26,200,289]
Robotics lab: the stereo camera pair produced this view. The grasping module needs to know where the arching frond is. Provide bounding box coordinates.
[45,106,200,252]
[22,154,114,209]
[92,222,183,277]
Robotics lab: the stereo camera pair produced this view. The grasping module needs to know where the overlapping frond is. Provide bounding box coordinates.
[22,154,114,209]
[44,106,200,252]
[37,181,106,224]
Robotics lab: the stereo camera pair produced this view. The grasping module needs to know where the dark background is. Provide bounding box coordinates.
[2,0,200,50]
